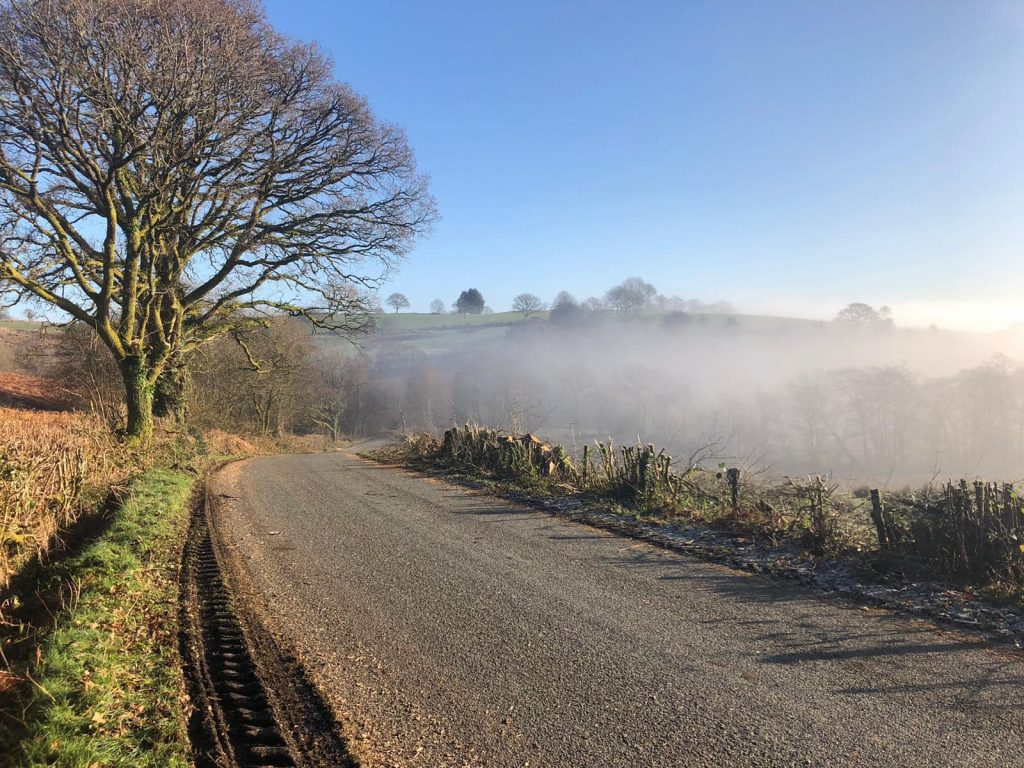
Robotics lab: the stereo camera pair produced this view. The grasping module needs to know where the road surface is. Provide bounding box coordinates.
[211,451,1024,767]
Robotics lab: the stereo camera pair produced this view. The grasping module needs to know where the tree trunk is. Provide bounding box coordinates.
[153,362,188,425]
[121,355,155,441]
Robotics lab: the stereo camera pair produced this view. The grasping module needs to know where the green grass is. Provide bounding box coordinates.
[5,469,195,768]
[390,326,515,356]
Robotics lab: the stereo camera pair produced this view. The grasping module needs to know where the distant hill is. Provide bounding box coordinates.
[371,311,548,331]
[327,310,830,359]
[369,309,824,334]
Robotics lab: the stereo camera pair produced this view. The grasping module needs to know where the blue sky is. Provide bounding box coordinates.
[264,1,1024,329]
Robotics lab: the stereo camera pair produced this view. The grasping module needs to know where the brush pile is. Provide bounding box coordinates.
[439,424,576,481]
[434,426,694,505]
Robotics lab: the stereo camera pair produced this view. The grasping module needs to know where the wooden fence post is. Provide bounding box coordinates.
[726,467,740,514]
[581,444,590,491]
[869,489,888,549]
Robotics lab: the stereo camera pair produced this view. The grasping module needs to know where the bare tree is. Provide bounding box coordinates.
[512,293,545,318]
[21,323,124,427]
[429,298,445,314]
[386,293,410,313]
[835,303,893,326]
[550,292,585,325]
[0,0,434,439]
[605,277,657,312]
[190,319,316,437]
[551,291,576,309]
[307,349,356,443]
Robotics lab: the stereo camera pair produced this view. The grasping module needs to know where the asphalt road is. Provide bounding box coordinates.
[211,451,1024,768]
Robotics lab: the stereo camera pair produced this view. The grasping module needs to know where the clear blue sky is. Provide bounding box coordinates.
[264,1,1024,329]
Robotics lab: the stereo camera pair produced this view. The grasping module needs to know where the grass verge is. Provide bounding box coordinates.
[1,469,195,768]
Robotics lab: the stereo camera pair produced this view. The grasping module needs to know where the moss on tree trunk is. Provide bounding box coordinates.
[153,363,188,425]
[121,355,155,441]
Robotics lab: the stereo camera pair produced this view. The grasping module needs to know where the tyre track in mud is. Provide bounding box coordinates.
[180,486,355,768]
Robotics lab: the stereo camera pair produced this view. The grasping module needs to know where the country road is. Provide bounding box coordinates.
[210,451,1024,768]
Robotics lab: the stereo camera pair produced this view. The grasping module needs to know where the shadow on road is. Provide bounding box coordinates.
[592,543,1024,711]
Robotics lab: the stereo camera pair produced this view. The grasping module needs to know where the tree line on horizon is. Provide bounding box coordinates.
[383,279,894,330]
[384,277,737,318]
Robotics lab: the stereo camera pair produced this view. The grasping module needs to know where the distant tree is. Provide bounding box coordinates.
[455,288,485,315]
[0,306,8,321]
[582,296,607,311]
[552,291,576,310]
[23,322,123,426]
[386,293,410,313]
[331,281,380,322]
[606,277,657,312]
[512,293,545,318]
[550,293,585,325]
[364,291,384,316]
[23,308,34,321]
[429,299,446,314]
[482,306,494,315]
[835,303,893,326]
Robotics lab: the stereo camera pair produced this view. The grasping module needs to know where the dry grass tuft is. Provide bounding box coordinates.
[203,429,260,456]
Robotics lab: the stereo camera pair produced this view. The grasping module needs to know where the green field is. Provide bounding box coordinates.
[372,310,828,338]
[334,309,831,360]
[369,309,826,334]
[2,311,823,340]
[371,310,547,331]
[0,312,851,371]
[0,319,43,331]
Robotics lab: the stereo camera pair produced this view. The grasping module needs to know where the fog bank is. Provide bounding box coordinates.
[331,313,1024,486]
